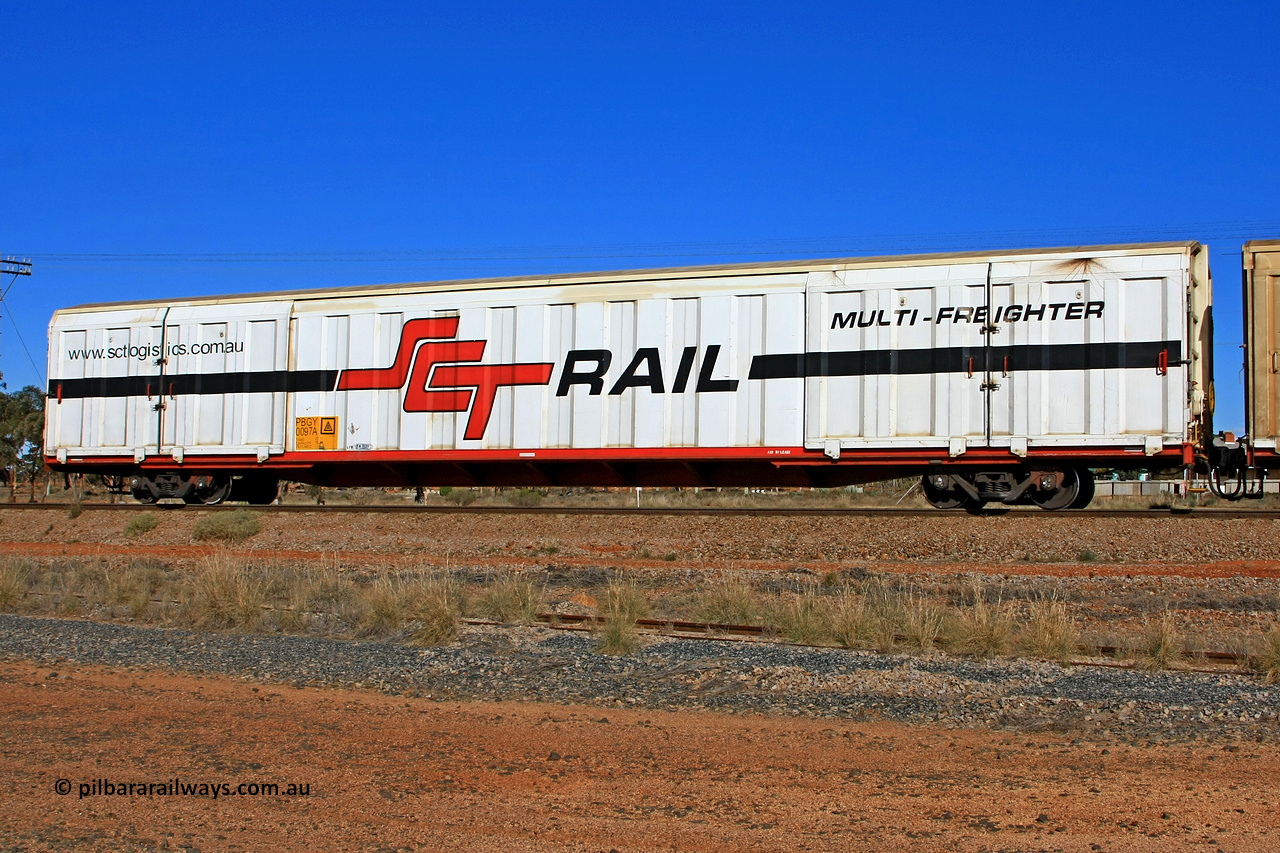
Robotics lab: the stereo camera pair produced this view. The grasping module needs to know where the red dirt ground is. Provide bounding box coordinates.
[3,659,1277,852]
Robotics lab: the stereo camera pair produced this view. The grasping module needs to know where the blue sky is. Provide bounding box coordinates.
[3,1,1278,431]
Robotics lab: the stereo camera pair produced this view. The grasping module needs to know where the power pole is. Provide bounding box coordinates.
[0,257,31,278]
[1,257,33,359]
[0,257,32,500]
[0,256,32,375]
[0,256,31,381]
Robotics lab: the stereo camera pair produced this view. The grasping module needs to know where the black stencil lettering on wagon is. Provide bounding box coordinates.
[556,345,738,396]
[695,345,739,393]
[555,350,612,396]
[670,346,697,393]
[829,301,1105,329]
[608,348,665,395]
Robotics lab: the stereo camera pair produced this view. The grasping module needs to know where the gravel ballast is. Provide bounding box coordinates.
[3,613,1276,744]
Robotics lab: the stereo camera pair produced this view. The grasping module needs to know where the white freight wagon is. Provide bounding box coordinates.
[45,242,1213,509]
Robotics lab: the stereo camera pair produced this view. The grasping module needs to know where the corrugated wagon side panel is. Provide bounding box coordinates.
[761,292,804,447]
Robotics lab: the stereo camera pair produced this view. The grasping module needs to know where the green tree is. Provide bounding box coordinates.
[0,384,46,502]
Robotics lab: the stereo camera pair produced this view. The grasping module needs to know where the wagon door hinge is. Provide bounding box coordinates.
[980,381,1000,391]
[980,324,1000,335]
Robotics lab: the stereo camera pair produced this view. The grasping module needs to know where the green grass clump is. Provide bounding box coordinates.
[124,512,157,538]
[192,509,260,542]
[506,488,544,508]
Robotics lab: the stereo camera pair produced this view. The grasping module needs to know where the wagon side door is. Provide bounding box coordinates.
[46,309,167,461]
[803,266,990,454]
[161,301,293,461]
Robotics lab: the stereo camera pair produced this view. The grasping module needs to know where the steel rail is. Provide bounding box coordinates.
[2,502,1280,519]
[480,613,1252,673]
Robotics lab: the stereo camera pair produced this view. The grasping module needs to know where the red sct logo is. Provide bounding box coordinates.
[335,317,554,440]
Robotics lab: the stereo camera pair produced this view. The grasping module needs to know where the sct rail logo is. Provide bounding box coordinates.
[335,317,554,440]
[334,317,742,440]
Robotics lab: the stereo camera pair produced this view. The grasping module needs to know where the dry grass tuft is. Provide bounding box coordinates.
[950,585,1014,658]
[406,574,461,646]
[0,559,30,609]
[770,588,832,645]
[1018,600,1079,662]
[358,575,412,638]
[1137,610,1186,670]
[596,580,649,655]
[185,552,265,630]
[275,560,362,633]
[828,588,872,649]
[696,576,759,626]
[474,572,542,624]
[68,562,110,610]
[891,589,945,652]
[1251,624,1280,683]
[192,509,260,542]
[864,581,903,652]
[107,561,166,619]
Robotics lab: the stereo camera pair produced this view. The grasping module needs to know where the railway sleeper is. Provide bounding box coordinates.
[922,466,1093,511]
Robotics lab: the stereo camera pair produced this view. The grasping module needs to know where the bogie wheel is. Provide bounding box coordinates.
[921,475,967,509]
[1068,469,1095,509]
[202,478,233,505]
[129,476,157,505]
[1031,467,1081,511]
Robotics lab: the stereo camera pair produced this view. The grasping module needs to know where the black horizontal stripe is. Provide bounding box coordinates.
[748,340,1183,380]
[48,339,1183,400]
[49,370,340,400]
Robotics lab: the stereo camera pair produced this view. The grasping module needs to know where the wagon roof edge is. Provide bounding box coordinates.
[51,240,1203,315]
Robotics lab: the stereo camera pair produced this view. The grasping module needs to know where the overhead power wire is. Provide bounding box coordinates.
[24,219,1280,267]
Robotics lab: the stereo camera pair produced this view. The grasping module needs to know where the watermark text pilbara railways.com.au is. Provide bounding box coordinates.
[54,777,311,800]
